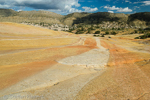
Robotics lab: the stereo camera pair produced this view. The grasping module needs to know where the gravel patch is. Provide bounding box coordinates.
[58,37,109,68]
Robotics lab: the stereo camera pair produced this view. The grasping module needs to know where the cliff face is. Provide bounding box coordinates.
[64,12,128,25]
[0,9,64,24]
[0,9,150,27]
[128,12,150,27]
[0,9,17,17]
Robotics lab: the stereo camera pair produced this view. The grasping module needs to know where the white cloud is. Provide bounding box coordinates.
[143,1,150,5]
[104,6,119,10]
[133,1,150,6]
[125,0,132,4]
[133,6,140,10]
[108,11,114,13]
[17,9,22,12]
[82,7,98,12]
[104,6,132,12]
[117,7,132,12]
[0,4,10,8]
[0,0,81,13]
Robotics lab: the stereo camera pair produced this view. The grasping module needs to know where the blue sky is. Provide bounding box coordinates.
[0,0,150,15]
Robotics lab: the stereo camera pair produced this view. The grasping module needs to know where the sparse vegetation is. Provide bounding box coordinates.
[87,28,91,34]
[134,30,138,33]
[94,31,100,34]
[101,34,105,37]
[105,31,109,35]
[93,34,100,37]
[111,31,117,35]
[135,33,150,39]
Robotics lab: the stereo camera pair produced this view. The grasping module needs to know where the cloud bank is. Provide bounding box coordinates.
[0,0,81,13]
[104,6,132,12]
[82,7,98,12]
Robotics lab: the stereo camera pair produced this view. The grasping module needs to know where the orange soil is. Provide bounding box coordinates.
[0,38,97,90]
[75,39,150,100]
[0,22,59,36]
[84,37,97,48]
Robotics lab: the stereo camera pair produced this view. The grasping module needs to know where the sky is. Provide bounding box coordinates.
[0,0,150,15]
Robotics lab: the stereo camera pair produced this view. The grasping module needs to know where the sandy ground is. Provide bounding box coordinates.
[0,22,150,100]
[0,36,109,100]
[75,37,150,100]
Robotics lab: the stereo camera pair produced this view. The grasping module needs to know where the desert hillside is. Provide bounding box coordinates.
[0,9,150,27]
[0,22,150,100]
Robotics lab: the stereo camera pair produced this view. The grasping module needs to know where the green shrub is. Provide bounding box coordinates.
[101,34,105,37]
[134,30,138,33]
[94,31,100,34]
[88,29,91,33]
[141,31,144,33]
[130,32,134,34]
[111,31,117,35]
[81,27,85,31]
[139,35,146,39]
[105,31,109,35]
[135,33,150,39]
[75,30,84,34]
[93,35,100,37]
[139,28,143,31]
[134,37,139,39]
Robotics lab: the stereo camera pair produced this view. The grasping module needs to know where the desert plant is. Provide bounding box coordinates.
[94,31,100,34]
[134,30,138,33]
[139,28,143,31]
[134,37,139,39]
[105,31,109,35]
[101,34,105,37]
[112,28,115,30]
[141,31,144,33]
[135,33,150,39]
[111,31,117,35]
[87,28,91,33]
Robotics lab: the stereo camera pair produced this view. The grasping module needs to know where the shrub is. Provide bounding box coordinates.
[135,33,150,39]
[81,27,85,31]
[111,31,117,35]
[141,31,144,33]
[94,31,100,34]
[90,25,95,30]
[88,29,91,33]
[134,30,138,33]
[108,36,111,38]
[134,37,139,39]
[101,34,105,37]
[130,32,134,34]
[75,29,84,34]
[139,28,143,31]
[93,35,100,37]
[105,31,109,35]
[139,35,146,39]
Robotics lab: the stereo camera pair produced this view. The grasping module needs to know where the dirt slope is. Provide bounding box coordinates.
[75,38,150,100]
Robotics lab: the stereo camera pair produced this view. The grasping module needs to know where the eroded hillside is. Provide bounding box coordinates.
[0,22,150,100]
[0,9,150,27]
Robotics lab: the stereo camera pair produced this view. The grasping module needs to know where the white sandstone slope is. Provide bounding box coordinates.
[58,37,109,68]
[0,37,110,100]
